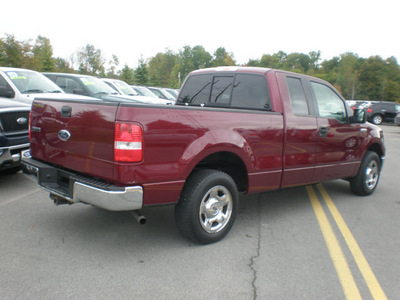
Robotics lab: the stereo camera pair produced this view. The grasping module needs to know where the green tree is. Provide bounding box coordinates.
[106,54,119,78]
[32,35,55,71]
[211,47,236,67]
[148,50,178,86]
[335,53,361,99]
[284,52,312,73]
[358,56,386,100]
[54,57,73,73]
[0,34,24,67]
[133,57,149,85]
[76,44,105,76]
[119,64,135,84]
[382,57,400,102]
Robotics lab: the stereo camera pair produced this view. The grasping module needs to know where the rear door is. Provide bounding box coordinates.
[310,80,362,181]
[277,72,318,188]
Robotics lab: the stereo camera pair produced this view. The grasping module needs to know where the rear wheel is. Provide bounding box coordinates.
[350,151,381,196]
[371,114,383,125]
[174,169,238,244]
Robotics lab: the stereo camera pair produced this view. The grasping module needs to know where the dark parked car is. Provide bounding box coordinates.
[366,101,400,125]
[0,98,30,173]
[394,112,400,126]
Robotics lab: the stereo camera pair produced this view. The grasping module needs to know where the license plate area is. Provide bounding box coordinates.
[38,167,74,199]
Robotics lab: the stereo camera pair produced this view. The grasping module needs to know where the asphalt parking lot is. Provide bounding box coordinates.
[1,124,399,300]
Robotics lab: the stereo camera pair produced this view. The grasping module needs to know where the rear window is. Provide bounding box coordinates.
[177,73,270,110]
[177,74,212,105]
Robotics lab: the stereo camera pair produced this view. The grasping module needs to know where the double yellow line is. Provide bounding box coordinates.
[306,184,387,300]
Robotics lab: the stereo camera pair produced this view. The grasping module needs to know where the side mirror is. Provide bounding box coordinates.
[0,86,15,98]
[351,109,366,123]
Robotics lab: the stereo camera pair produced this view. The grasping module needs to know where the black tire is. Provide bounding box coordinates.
[350,151,381,196]
[371,114,383,125]
[174,169,239,244]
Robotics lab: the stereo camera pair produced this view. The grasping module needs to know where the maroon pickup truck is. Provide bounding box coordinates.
[23,67,385,244]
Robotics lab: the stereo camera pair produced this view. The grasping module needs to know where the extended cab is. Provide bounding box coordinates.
[22,67,385,244]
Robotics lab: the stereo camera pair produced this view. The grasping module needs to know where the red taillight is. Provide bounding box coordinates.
[367,108,372,113]
[114,122,143,162]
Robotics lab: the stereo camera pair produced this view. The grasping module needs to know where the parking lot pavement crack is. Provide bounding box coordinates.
[249,197,261,300]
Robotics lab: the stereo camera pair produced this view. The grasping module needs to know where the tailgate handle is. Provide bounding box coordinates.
[61,106,72,117]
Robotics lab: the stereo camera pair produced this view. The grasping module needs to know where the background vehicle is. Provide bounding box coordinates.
[365,101,400,125]
[23,67,385,244]
[102,79,174,105]
[394,112,400,125]
[43,73,149,104]
[147,87,177,101]
[164,88,179,99]
[0,67,64,104]
[131,85,159,98]
[0,98,30,173]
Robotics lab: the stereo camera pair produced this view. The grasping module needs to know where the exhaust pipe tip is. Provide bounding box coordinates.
[131,210,146,225]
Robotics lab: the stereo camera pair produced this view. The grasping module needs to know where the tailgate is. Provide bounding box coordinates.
[30,98,118,182]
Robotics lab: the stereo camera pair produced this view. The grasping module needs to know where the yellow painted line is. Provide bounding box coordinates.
[317,184,387,300]
[306,186,362,300]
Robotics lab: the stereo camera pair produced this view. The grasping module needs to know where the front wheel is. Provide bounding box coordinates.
[174,169,238,244]
[350,151,381,196]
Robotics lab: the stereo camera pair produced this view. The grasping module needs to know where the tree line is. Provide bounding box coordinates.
[1,34,399,102]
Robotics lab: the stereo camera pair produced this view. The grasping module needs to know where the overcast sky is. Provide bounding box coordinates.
[1,0,398,69]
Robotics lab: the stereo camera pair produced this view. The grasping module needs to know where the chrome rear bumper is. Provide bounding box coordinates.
[22,156,143,211]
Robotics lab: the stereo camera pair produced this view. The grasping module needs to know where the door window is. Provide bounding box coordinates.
[287,77,310,115]
[311,82,346,122]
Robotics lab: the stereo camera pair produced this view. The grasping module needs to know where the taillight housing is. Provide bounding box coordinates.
[114,122,143,162]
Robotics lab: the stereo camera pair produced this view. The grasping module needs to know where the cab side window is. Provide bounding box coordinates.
[311,82,347,123]
[287,77,310,115]
[231,74,270,110]
[177,74,212,105]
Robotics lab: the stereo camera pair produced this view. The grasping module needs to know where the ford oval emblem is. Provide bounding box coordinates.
[17,117,28,125]
[58,129,71,141]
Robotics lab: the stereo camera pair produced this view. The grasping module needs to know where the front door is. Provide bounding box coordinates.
[310,81,361,181]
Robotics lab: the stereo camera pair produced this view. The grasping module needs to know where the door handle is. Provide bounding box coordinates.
[319,127,328,137]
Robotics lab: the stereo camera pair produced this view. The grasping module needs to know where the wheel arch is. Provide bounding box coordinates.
[186,151,249,193]
[367,142,385,163]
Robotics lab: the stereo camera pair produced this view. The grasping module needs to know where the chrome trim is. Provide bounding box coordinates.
[73,182,143,211]
[0,143,30,151]
[23,158,143,211]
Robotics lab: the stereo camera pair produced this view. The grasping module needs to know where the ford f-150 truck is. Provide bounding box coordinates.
[22,67,385,244]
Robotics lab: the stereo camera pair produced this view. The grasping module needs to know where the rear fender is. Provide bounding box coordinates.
[180,129,252,178]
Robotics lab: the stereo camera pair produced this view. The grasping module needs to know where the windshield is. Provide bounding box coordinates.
[5,70,63,94]
[166,89,178,98]
[134,86,158,98]
[113,80,139,96]
[79,77,117,95]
